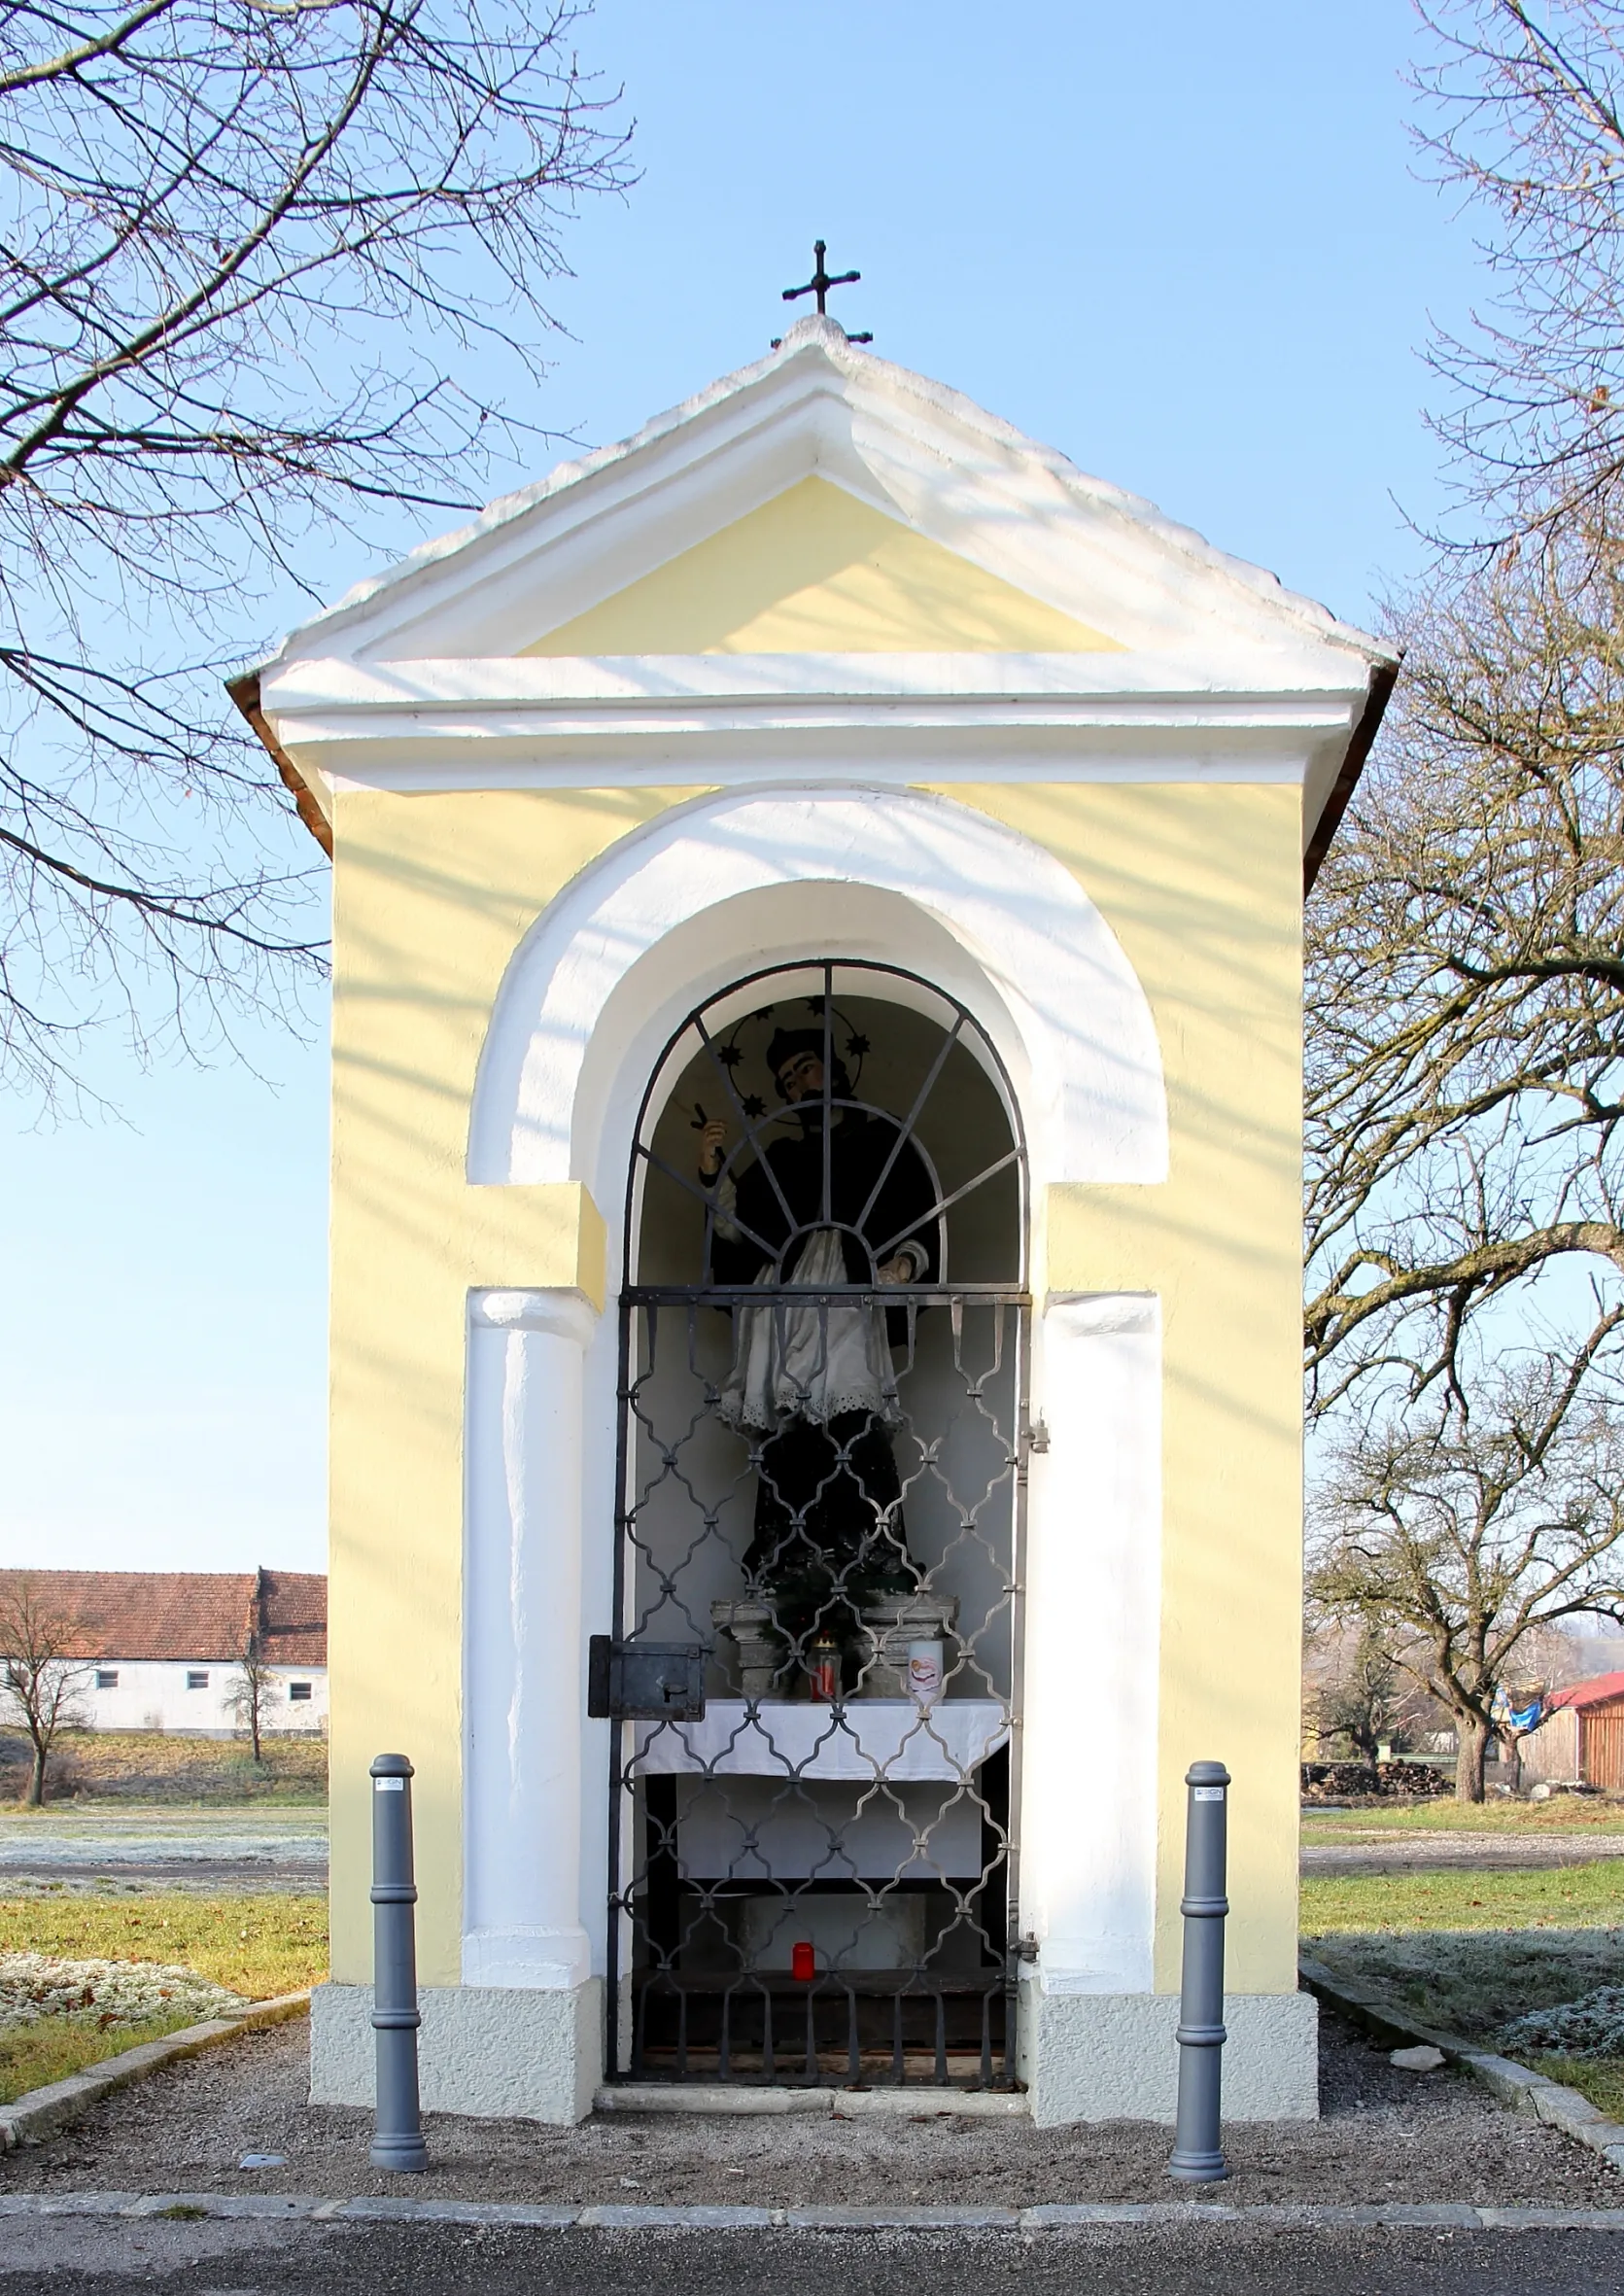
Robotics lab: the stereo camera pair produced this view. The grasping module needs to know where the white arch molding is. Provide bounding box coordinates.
[459,783,1174,2113]
[467,783,1168,1205]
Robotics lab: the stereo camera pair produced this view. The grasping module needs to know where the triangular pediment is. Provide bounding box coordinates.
[260,316,1389,685]
[521,477,1121,656]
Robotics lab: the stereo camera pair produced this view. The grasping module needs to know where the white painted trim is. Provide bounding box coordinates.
[467,1287,599,1345]
[463,1288,600,1992]
[1043,1292,1160,1334]
[253,317,1390,688]
[260,652,1368,710]
[466,785,1168,1196]
[1020,1294,1162,1997]
[262,651,1355,852]
[317,748,1314,798]
[277,699,1347,749]
[261,655,1359,780]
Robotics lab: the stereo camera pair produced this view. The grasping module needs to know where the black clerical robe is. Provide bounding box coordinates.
[707,1110,940,1674]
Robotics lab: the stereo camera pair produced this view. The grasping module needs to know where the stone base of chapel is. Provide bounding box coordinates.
[1017,1984,1319,2124]
[308,1980,1315,2127]
[309,1979,602,2125]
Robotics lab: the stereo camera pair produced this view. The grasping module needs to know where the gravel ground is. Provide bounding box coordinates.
[0,1812,328,1897]
[0,2009,1617,2210]
[0,1861,325,1892]
[1302,1833,1624,1874]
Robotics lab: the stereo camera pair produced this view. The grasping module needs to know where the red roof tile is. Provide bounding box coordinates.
[257,1570,328,1668]
[0,1569,326,1667]
[1549,1670,1624,1712]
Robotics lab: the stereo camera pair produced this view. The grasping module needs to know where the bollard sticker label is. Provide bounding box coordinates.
[374,1778,405,1792]
[1192,1786,1225,1801]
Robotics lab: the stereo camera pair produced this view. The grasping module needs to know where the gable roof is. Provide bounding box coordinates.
[1549,1670,1624,1712]
[236,313,1398,887]
[0,1569,327,1667]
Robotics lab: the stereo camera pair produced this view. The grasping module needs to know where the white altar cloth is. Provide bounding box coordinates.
[632,1699,1009,1782]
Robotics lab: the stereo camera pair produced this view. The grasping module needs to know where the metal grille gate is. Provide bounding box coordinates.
[605,962,1030,2089]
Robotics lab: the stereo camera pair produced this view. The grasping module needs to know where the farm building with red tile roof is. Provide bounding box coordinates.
[1522,1672,1624,1793]
[0,1567,327,1736]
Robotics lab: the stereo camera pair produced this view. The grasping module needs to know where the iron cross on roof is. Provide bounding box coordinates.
[779,240,872,343]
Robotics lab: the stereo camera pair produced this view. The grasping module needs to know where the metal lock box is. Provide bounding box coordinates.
[587,1636,708,1722]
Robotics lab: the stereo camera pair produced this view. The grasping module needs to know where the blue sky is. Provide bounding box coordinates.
[0,0,1484,1575]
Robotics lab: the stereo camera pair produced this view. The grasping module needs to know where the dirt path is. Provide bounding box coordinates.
[0,1808,327,1893]
[1301,1831,1624,1874]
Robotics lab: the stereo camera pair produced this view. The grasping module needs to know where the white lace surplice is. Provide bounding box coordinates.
[716,1228,904,1433]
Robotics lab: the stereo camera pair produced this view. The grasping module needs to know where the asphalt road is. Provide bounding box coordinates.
[3,2220,1623,2295]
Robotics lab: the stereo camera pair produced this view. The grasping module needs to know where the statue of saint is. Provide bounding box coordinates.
[697,1026,940,1681]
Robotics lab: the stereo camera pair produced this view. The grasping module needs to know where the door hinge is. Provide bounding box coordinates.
[1022,1417,1050,1456]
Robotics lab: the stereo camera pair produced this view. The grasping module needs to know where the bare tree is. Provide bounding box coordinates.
[1415,2,1624,544]
[0,1577,89,1805]
[1305,11,1624,1397]
[0,0,628,1106]
[1303,8,1624,1758]
[1305,1623,1413,1782]
[1304,517,1624,1409]
[226,1627,275,1765]
[1309,1352,1624,1800]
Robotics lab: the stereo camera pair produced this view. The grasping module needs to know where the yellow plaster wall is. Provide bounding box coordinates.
[327,784,708,1984]
[522,476,1121,656]
[933,783,1304,1995]
[328,775,1302,2001]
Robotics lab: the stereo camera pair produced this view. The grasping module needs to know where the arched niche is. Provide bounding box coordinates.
[466,785,1168,1207]
[630,958,1025,1291]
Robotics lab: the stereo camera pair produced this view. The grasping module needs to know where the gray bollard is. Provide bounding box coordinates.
[369,1753,428,2172]
[1167,1758,1229,2183]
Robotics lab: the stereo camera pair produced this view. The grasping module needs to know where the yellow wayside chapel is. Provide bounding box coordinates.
[238,312,1395,2126]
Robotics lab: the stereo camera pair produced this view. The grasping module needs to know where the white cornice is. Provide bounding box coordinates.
[280,700,1351,748]
[261,653,1362,764]
[259,652,1367,712]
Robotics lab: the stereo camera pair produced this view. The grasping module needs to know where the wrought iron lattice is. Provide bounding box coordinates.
[608,962,1030,2088]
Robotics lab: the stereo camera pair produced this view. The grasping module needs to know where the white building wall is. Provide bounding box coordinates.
[78,1659,328,1736]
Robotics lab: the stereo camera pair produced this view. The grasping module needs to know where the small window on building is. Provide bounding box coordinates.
[186,1670,209,1690]
[95,1669,119,1690]
[289,1681,313,1702]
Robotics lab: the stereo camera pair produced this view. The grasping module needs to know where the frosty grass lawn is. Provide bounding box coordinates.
[0,1954,248,2106]
[0,1894,328,2105]
[3,1868,1624,2116]
[1304,1861,1624,2119]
